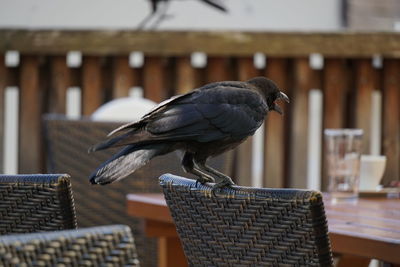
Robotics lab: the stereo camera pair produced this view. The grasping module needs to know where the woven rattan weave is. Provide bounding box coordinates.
[0,174,77,234]
[44,114,234,267]
[160,174,333,267]
[0,224,140,267]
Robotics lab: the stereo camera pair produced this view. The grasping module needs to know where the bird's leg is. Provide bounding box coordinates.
[194,158,235,189]
[182,152,215,185]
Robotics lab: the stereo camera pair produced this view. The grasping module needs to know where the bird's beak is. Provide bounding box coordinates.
[273,92,290,115]
[279,92,290,103]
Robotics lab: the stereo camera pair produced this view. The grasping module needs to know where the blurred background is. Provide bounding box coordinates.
[0,0,341,30]
[1,1,400,266]
[0,0,399,188]
[1,0,400,31]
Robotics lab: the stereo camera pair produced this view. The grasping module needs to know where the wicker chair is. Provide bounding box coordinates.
[0,174,77,234]
[43,114,233,267]
[0,224,140,266]
[159,174,333,267]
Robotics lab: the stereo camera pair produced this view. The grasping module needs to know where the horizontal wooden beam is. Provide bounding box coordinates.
[1,30,400,57]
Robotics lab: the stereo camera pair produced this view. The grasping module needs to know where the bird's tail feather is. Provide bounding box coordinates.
[89,143,170,185]
[88,131,131,153]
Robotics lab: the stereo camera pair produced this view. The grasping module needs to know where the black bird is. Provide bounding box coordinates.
[137,0,227,30]
[89,77,289,188]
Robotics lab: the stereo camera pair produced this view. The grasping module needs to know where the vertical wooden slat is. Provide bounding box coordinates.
[237,57,258,80]
[289,58,314,188]
[264,58,290,188]
[176,56,195,95]
[235,57,259,186]
[113,56,135,98]
[19,55,41,173]
[324,59,347,129]
[82,56,103,115]
[143,56,165,102]
[102,57,114,103]
[382,59,400,185]
[322,58,348,190]
[70,67,81,87]
[0,55,6,172]
[49,56,69,114]
[206,57,230,83]
[164,57,177,98]
[355,59,375,154]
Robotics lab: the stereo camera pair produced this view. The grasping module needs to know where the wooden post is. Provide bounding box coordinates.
[289,58,315,188]
[176,56,195,95]
[206,57,230,83]
[0,54,6,172]
[49,56,70,114]
[19,55,42,173]
[112,56,136,98]
[264,58,290,188]
[143,56,165,103]
[236,57,259,186]
[354,59,375,154]
[382,59,400,185]
[323,59,347,129]
[322,58,348,190]
[82,56,103,115]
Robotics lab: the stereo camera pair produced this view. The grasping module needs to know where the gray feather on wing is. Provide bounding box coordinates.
[90,144,164,185]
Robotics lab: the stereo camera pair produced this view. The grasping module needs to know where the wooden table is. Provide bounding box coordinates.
[127,193,400,267]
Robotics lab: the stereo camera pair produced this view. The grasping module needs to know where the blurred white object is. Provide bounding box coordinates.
[307,89,323,191]
[191,52,207,68]
[5,51,19,67]
[91,97,157,122]
[66,87,82,119]
[67,51,82,68]
[3,87,19,174]
[359,155,387,191]
[370,91,382,155]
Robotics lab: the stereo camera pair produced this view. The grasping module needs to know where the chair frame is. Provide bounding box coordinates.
[0,224,140,266]
[0,174,77,234]
[160,174,333,266]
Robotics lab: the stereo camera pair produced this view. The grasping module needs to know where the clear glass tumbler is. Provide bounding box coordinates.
[324,129,363,200]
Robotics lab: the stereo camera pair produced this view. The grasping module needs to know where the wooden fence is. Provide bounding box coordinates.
[0,30,399,189]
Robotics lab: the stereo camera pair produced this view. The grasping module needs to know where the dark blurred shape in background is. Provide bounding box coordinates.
[138,0,227,29]
[345,0,400,30]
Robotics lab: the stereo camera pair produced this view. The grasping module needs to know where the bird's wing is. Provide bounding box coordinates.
[94,83,269,151]
[107,93,195,137]
[107,81,248,137]
[145,86,268,142]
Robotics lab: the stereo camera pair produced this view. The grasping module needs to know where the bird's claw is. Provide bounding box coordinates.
[195,176,215,187]
[211,179,235,197]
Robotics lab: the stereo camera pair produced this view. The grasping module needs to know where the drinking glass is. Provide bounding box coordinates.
[324,129,363,200]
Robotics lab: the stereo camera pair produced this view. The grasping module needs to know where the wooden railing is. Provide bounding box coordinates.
[0,30,399,189]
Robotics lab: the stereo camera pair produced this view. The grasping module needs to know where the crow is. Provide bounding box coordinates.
[89,77,289,188]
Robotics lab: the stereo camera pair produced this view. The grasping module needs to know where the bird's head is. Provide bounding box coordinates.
[247,77,289,114]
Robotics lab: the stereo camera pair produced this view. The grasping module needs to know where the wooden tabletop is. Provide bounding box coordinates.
[324,195,400,264]
[127,193,400,265]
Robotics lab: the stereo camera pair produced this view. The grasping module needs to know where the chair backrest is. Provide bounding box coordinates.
[43,114,234,267]
[0,174,77,234]
[160,174,333,267]
[0,225,140,266]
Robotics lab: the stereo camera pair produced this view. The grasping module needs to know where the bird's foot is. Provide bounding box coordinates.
[195,176,215,187]
[211,177,235,196]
